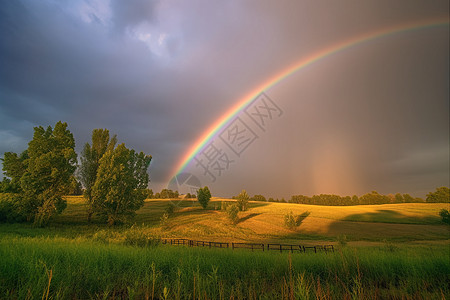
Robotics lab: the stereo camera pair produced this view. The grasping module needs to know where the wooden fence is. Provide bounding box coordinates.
[161,238,333,253]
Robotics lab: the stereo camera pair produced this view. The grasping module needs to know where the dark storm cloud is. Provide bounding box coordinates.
[0,0,448,196]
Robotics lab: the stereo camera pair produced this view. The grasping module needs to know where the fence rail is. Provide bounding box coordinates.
[161,238,333,253]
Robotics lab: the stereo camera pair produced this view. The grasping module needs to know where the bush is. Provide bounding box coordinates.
[439,209,450,224]
[160,212,169,229]
[0,193,26,223]
[165,203,176,215]
[284,211,297,229]
[226,204,239,225]
[236,190,249,211]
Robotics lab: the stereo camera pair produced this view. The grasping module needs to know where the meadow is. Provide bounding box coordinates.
[0,197,449,299]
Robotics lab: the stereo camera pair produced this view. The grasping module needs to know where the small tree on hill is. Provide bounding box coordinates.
[236,190,249,211]
[226,203,239,224]
[197,186,211,209]
[91,143,151,225]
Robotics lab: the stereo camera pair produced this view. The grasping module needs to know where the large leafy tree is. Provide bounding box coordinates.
[79,129,117,221]
[91,143,151,225]
[2,121,77,226]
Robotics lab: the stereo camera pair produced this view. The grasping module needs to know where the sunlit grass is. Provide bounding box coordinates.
[0,236,448,299]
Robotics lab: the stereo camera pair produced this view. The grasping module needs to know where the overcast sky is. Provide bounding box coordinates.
[0,0,448,198]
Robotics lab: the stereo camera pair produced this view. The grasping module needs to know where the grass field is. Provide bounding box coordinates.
[0,196,449,299]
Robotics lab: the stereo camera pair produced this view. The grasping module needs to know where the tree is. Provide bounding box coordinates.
[197,186,211,209]
[1,151,29,193]
[252,194,266,202]
[236,190,249,211]
[426,187,450,203]
[68,176,83,195]
[91,143,151,225]
[439,209,450,224]
[2,121,77,226]
[226,203,239,224]
[79,129,117,221]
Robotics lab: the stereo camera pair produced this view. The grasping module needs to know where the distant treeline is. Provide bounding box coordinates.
[289,192,423,206]
[234,187,449,206]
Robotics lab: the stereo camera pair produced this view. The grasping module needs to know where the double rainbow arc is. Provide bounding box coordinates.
[169,18,449,182]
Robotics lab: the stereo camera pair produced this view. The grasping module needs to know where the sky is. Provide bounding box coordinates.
[0,0,448,199]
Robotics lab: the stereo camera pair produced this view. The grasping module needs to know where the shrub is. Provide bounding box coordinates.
[236,190,249,211]
[226,204,239,225]
[221,201,229,211]
[284,211,297,229]
[0,193,26,223]
[439,209,450,224]
[165,203,176,215]
[160,212,169,229]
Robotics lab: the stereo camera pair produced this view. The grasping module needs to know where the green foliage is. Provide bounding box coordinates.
[165,203,176,215]
[91,143,151,225]
[284,211,297,229]
[236,190,249,211]
[2,121,77,226]
[68,176,83,195]
[197,186,211,209]
[426,187,450,203]
[1,151,28,193]
[290,191,425,206]
[79,129,117,221]
[251,194,266,202]
[157,189,179,199]
[226,203,239,224]
[160,212,169,229]
[439,209,450,224]
[283,210,310,230]
[0,194,26,223]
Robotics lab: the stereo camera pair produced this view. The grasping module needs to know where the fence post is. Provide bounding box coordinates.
[314,246,317,253]
[279,244,282,253]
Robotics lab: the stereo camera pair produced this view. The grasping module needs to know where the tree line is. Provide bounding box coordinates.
[0,122,151,226]
[234,187,449,206]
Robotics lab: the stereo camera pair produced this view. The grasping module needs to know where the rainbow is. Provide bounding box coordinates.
[168,18,449,182]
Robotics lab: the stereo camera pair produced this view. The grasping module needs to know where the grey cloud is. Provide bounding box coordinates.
[0,0,448,196]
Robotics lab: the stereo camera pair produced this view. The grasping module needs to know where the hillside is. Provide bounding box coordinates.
[37,196,449,245]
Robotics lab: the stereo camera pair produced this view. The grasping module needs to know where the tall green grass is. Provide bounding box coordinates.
[0,236,448,299]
